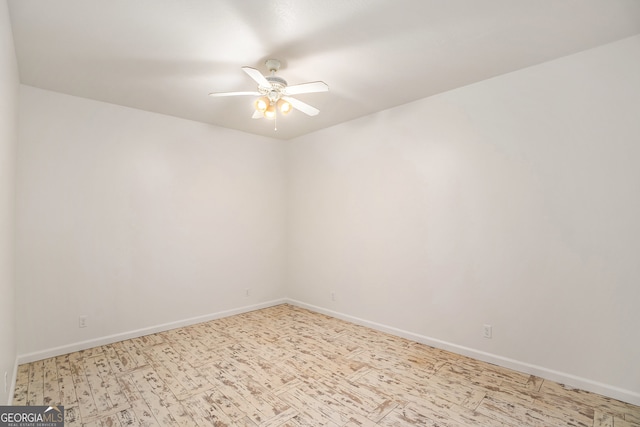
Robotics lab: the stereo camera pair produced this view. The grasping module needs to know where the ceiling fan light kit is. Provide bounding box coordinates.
[209,59,328,128]
[254,96,269,113]
[278,98,293,115]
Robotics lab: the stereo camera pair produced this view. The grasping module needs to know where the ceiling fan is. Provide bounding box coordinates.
[209,59,328,122]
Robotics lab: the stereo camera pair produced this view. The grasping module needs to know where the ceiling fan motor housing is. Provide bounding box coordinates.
[263,76,287,102]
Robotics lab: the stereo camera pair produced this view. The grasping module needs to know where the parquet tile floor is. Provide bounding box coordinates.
[13,304,640,426]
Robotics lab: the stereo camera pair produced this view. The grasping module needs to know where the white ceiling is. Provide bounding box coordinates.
[8,1,640,140]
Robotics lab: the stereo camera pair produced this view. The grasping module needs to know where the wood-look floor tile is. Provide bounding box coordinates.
[12,304,640,426]
[627,410,640,424]
[376,403,439,426]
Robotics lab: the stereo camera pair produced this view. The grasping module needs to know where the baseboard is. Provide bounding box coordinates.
[286,299,640,407]
[7,359,18,405]
[16,299,286,365]
[13,297,639,406]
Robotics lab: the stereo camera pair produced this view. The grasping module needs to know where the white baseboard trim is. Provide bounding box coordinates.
[286,299,640,407]
[13,298,640,406]
[16,299,286,365]
[7,359,18,405]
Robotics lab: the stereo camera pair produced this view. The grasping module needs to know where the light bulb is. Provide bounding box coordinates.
[254,97,269,113]
[264,104,276,120]
[278,99,292,115]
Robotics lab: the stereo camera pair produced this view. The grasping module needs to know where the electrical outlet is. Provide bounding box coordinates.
[331,291,336,301]
[79,315,88,328]
[483,324,492,339]
[245,289,250,297]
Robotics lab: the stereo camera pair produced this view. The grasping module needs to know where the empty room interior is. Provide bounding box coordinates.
[1,1,640,426]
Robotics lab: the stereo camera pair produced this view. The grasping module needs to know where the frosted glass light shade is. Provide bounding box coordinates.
[278,99,292,115]
[254,97,269,113]
[264,104,276,120]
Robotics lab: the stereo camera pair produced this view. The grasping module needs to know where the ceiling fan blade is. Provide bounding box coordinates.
[209,91,260,97]
[242,66,271,87]
[282,96,320,116]
[284,81,329,95]
[252,110,263,119]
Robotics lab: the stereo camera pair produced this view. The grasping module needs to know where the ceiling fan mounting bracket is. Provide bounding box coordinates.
[265,59,281,73]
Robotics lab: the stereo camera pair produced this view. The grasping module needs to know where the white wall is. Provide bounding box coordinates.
[0,0,18,405]
[287,35,640,403]
[12,30,640,404]
[16,86,287,357]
